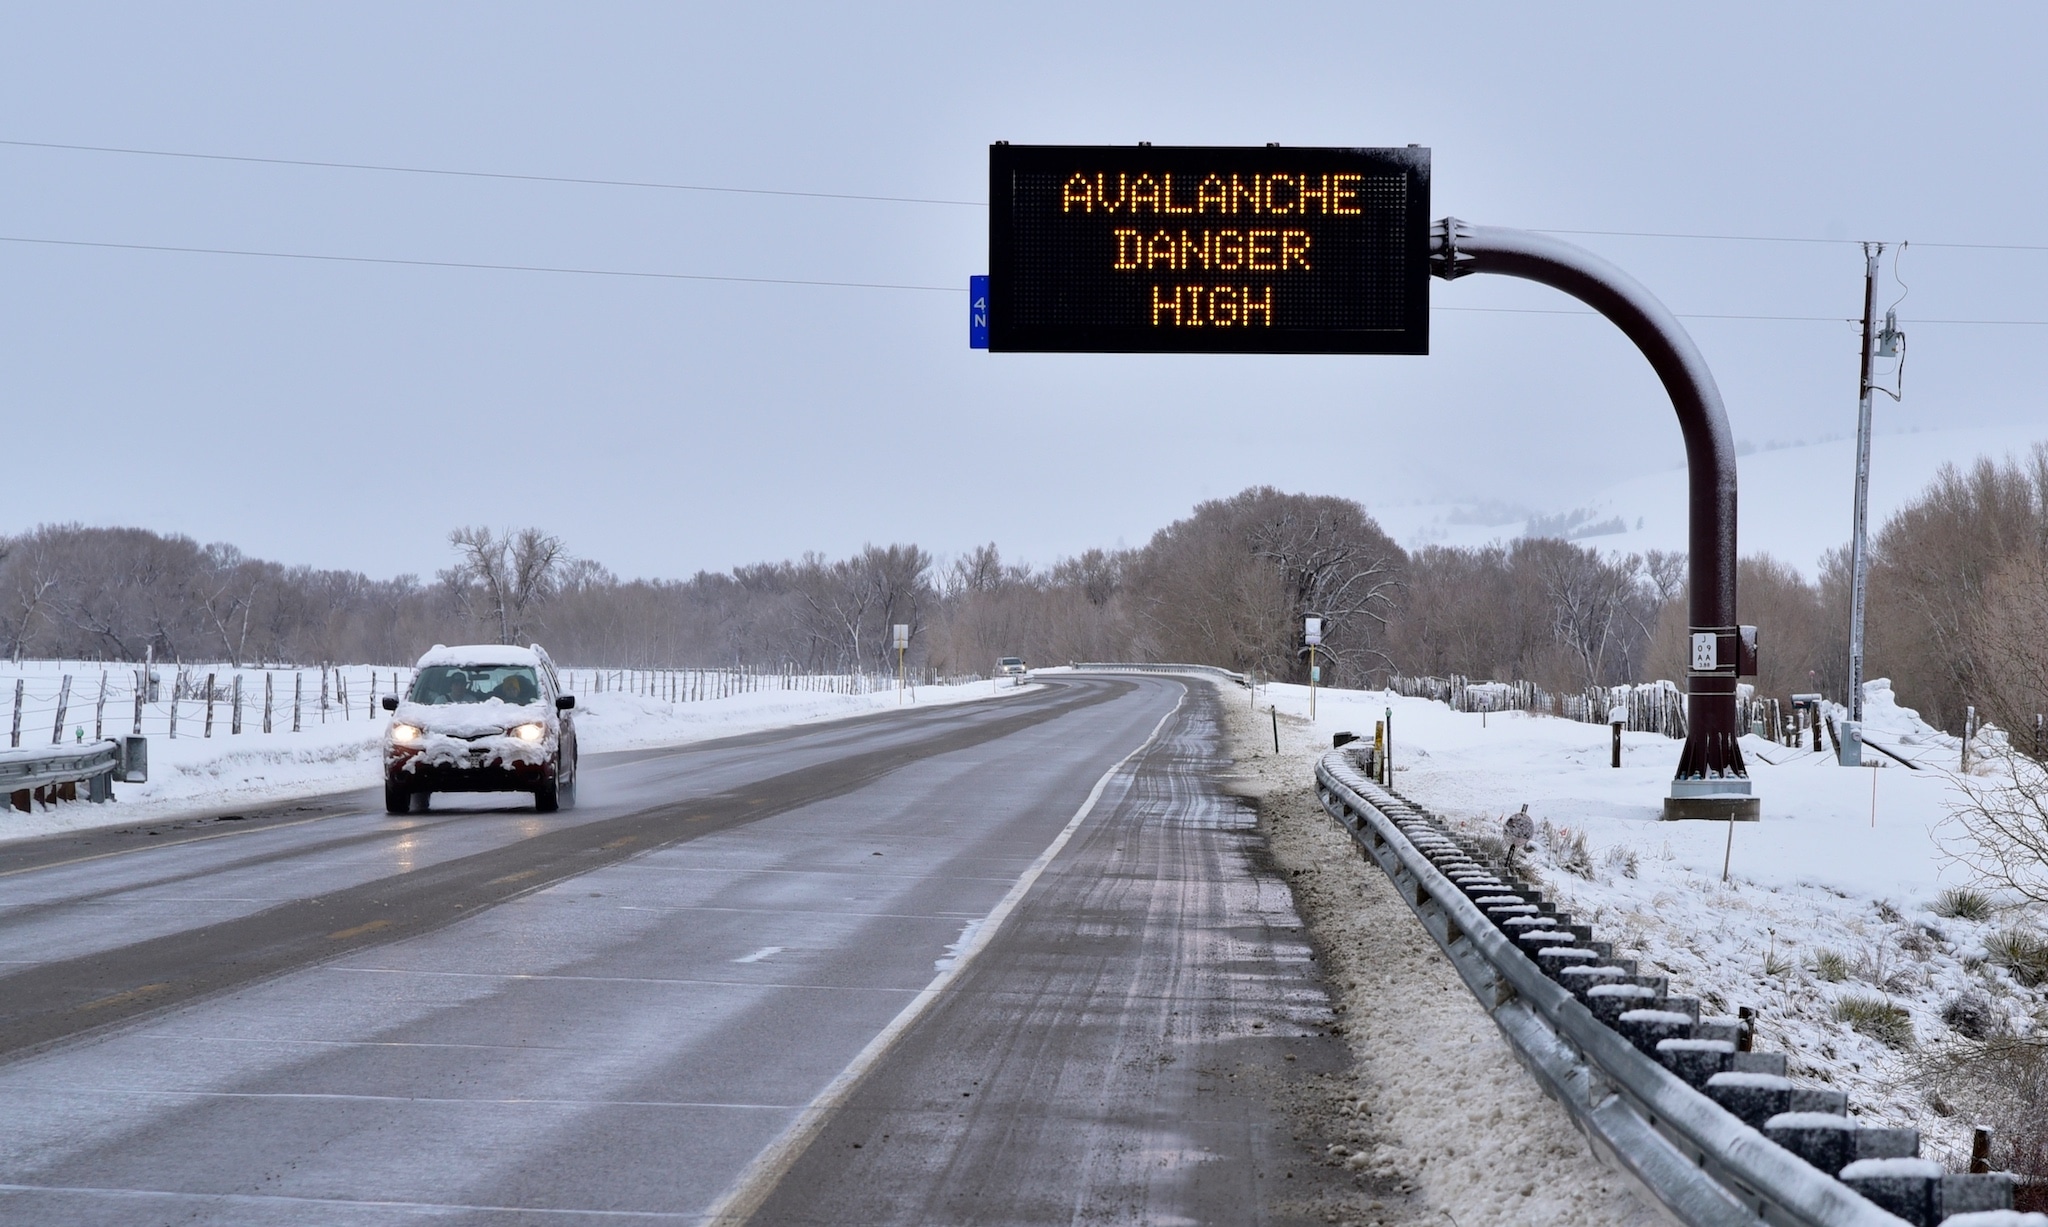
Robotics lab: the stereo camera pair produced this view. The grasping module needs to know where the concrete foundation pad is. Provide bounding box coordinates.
[1663,795,1762,822]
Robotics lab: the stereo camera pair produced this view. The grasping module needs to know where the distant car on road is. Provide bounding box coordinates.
[995,656,1028,677]
[382,643,578,814]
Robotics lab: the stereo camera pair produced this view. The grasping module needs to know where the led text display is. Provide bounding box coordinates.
[987,145,1430,354]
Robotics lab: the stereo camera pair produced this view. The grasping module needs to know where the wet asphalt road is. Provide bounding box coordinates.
[0,675,1347,1225]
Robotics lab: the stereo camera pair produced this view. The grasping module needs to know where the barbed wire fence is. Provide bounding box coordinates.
[0,659,989,748]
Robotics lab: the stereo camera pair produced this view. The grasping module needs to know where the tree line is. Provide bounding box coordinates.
[3,446,2042,741]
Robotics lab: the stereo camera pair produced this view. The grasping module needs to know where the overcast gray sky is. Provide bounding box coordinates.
[3,4,2044,581]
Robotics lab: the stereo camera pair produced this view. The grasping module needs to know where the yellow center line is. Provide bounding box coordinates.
[326,919,394,941]
[487,869,540,886]
[79,982,171,1012]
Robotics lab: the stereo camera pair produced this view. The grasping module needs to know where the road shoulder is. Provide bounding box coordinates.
[1223,690,1658,1227]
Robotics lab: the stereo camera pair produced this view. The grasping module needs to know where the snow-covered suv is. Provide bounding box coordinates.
[381,644,578,814]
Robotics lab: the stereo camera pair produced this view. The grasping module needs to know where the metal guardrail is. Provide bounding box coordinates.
[0,738,139,807]
[1067,662,1251,687]
[1314,747,1915,1227]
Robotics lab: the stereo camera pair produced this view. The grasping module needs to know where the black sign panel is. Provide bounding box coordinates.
[988,144,1430,354]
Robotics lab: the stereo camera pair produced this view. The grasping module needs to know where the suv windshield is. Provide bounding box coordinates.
[410,665,542,706]
[999,658,1022,666]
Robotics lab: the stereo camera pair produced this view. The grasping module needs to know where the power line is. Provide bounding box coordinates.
[1530,226,2048,255]
[9,231,2048,324]
[0,137,983,209]
[0,234,960,293]
[10,137,2048,252]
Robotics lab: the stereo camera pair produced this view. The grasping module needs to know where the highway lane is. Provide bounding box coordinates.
[0,680,1125,1053]
[0,674,1348,1225]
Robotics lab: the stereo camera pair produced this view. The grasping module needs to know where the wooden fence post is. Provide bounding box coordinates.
[165,671,177,739]
[11,678,23,748]
[232,674,243,734]
[52,674,73,744]
[293,672,303,732]
[205,673,217,737]
[95,670,107,740]
[263,672,274,734]
[132,669,145,736]
[319,668,329,724]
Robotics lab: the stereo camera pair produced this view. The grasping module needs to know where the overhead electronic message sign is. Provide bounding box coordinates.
[987,144,1430,354]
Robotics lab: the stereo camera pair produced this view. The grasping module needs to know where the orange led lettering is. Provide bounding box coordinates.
[1161,174,1196,214]
[1197,174,1228,213]
[1247,230,1279,270]
[1146,231,1179,270]
[1281,230,1311,270]
[1147,284,1276,327]
[1126,174,1161,213]
[1213,230,1244,270]
[1266,174,1292,215]
[1295,174,1330,213]
[1240,284,1273,326]
[1061,174,1093,213]
[1150,284,1182,325]
[1229,174,1263,215]
[1113,228,1142,270]
[1332,173,1363,215]
[1098,173,1127,213]
[1177,230,1213,270]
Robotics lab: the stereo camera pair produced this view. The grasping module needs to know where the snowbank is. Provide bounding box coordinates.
[1260,677,2047,1170]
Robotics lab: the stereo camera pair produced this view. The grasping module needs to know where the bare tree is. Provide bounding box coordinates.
[443,526,568,645]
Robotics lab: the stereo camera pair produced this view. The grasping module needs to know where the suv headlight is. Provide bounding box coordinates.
[511,723,546,742]
[390,722,422,744]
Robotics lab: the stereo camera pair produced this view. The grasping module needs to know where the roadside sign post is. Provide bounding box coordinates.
[893,624,909,703]
[1304,617,1323,722]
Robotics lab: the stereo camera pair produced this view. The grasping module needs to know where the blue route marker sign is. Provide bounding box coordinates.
[969,275,989,349]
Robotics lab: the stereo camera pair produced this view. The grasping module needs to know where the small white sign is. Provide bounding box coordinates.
[892,624,910,650]
[1690,632,1718,671]
[1304,616,1323,646]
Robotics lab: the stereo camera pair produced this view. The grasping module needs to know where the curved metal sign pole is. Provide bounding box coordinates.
[1430,219,1756,819]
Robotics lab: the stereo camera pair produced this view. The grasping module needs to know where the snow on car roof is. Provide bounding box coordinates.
[414,644,545,669]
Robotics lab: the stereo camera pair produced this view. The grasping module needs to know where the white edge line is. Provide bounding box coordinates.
[695,684,1186,1227]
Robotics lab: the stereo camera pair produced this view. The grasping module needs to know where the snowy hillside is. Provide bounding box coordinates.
[1370,424,2047,576]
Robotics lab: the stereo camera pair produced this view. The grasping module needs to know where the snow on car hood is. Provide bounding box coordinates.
[392,697,549,738]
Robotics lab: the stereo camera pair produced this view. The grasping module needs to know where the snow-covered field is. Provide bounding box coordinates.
[0,672,1035,844]
[1260,677,2047,1170]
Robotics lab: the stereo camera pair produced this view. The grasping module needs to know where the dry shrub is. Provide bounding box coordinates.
[1934,886,1998,921]
[1832,993,1915,1049]
[1913,1036,2048,1192]
[1944,747,2048,907]
[1985,927,2048,988]
[1539,820,1595,879]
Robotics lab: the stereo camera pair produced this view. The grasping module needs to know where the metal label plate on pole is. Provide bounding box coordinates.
[968,275,989,349]
[987,145,1431,354]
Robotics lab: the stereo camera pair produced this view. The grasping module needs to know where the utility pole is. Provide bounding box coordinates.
[1845,243,1883,728]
